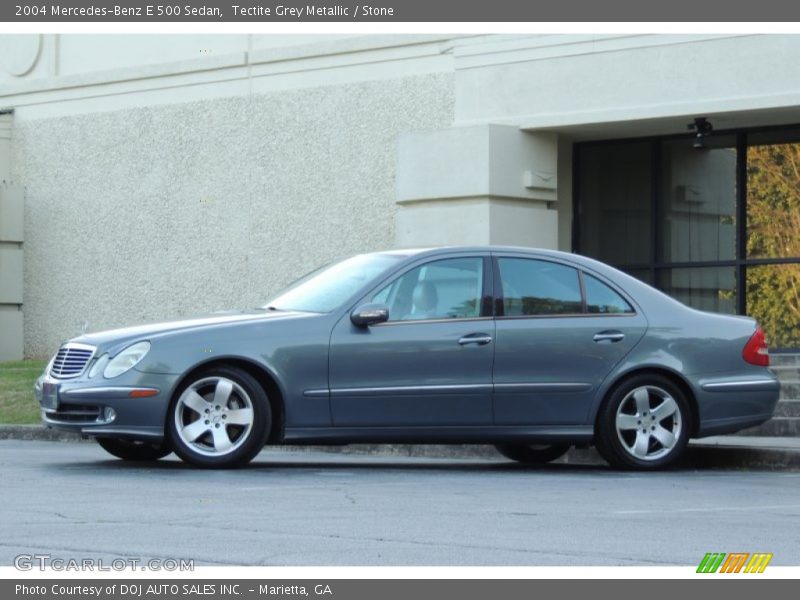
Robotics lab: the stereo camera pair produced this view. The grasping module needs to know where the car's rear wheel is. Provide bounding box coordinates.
[595,374,691,470]
[168,367,271,468]
[96,437,172,461]
[495,443,570,464]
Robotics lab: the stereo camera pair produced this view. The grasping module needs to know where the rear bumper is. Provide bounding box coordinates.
[695,413,774,437]
[694,372,781,438]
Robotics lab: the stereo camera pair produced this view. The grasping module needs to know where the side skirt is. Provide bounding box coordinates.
[282,425,593,445]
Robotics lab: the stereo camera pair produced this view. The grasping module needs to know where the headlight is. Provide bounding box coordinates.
[104,341,151,379]
[88,354,109,378]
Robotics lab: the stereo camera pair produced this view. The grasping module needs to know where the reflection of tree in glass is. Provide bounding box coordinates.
[448,298,480,318]
[747,143,800,348]
[587,302,624,314]
[505,297,583,316]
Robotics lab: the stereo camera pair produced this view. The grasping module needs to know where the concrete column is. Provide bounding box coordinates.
[395,124,558,249]
[0,112,11,182]
[0,111,24,361]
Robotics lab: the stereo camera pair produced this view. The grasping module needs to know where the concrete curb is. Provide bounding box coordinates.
[0,424,87,443]
[1,424,798,470]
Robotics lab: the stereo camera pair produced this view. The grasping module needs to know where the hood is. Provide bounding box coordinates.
[67,309,310,353]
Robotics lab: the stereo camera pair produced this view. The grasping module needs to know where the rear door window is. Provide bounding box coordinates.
[497,258,583,316]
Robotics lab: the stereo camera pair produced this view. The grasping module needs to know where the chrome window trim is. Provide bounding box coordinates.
[372,316,494,327]
[494,313,638,321]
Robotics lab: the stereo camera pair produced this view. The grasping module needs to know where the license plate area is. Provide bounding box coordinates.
[41,381,59,410]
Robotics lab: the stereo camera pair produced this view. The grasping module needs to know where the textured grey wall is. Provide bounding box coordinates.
[14,73,454,357]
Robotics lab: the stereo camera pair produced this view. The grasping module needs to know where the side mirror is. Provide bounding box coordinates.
[350,303,389,327]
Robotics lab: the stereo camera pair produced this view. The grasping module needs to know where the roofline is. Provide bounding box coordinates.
[377,246,579,259]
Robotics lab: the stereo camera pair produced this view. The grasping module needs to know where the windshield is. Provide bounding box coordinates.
[264,253,403,313]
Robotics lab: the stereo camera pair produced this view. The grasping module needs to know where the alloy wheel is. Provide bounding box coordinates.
[614,385,682,461]
[174,376,255,457]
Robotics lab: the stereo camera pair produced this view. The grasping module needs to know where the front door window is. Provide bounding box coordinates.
[372,257,484,322]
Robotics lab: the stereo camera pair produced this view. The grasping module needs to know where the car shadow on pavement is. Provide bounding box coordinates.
[46,455,614,473]
[48,456,710,475]
[43,445,790,473]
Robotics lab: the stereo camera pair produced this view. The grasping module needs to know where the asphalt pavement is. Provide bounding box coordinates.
[2,440,799,566]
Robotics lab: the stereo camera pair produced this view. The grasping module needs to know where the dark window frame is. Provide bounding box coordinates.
[573,122,800,351]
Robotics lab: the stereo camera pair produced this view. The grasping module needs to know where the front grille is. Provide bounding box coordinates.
[50,343,95,379]
[45,403,103,424]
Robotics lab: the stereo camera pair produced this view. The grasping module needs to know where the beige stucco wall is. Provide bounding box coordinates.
[6,33,800,357]
[12,73,455,356]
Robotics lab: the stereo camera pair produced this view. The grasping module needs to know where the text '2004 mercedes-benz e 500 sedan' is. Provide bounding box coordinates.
[35,247,780,470]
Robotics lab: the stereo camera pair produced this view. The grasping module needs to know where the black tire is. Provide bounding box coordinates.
[495,443,570,464]
[595,374,692,470]
[167,366,271,468]
[96,437,172,461]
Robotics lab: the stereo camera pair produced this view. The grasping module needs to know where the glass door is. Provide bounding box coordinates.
[575,126,800,350]
[746,135,800,348]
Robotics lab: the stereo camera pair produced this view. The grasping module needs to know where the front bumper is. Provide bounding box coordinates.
[34,369,179,441]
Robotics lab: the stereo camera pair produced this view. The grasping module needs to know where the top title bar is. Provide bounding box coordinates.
[3,0,800,22]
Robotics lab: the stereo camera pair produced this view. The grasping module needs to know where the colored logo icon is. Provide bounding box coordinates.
[697,553,773,573]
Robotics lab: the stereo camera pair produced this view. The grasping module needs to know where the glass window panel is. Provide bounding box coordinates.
[746,140,800,259]
[746,263,800,349]
[373,257,483,322]
[657,267,737,315]
[498,258,582,316]
[584,274,634,314]
[578,142,652,266]
[266,253,401,313]
[658,136,737,263]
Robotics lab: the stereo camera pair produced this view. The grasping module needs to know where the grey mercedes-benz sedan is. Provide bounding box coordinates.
[34,246,780,470]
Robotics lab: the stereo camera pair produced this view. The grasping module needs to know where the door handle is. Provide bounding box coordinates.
[593,330,625,343]
[458,333,493,346]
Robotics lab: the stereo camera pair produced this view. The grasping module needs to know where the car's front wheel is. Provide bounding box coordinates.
[595,374,691,470]
[96,437,172,461]
[168,367,271,468]
[495,443,571,465]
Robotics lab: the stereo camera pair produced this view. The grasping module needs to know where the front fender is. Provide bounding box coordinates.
[133,318,334,428]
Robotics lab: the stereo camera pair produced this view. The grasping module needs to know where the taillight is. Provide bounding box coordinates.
[743,326,769,366]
